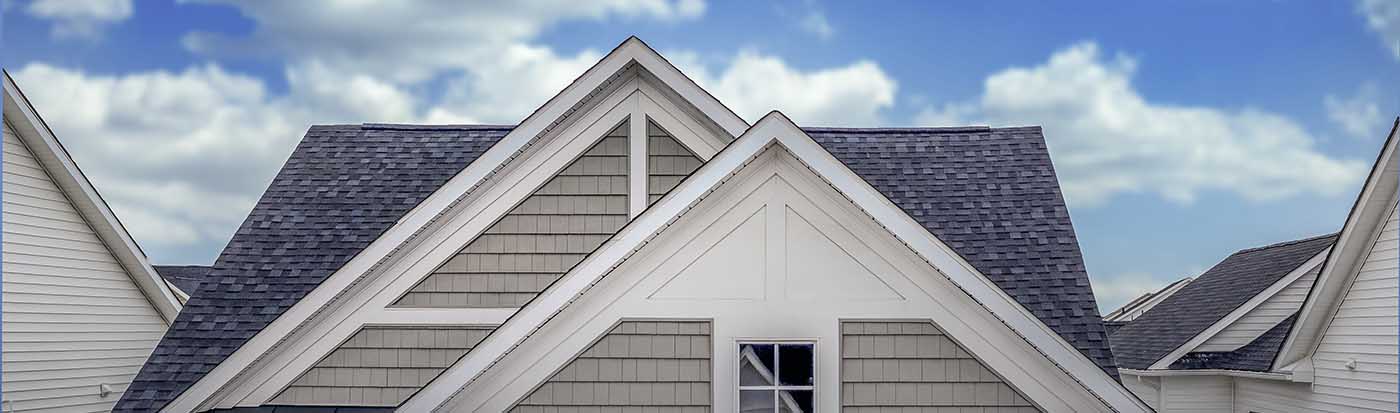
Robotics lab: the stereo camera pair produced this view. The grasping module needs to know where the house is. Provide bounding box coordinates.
[113,37,1148,412]
[2,73,185,411]
[1102,277,1193,325]
[1110,120,1399,412]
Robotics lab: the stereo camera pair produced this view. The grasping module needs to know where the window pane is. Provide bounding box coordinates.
[778,390,813,413]
[777,344,814,386]
[739,344,776,386]
[740,389,775,413]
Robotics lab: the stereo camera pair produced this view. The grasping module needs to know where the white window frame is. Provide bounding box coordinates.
[736,341,817,413]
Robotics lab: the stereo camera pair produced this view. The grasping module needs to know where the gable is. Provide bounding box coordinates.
[1196,264,1318,352]
[431,141,1123,411]
[2,118,171,412]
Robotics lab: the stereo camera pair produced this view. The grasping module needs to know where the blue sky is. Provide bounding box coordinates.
[3,0,1397,312]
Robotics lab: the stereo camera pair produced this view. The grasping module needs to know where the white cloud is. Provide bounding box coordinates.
[1359,0,1400,59]
[1325,83,1384,139]
[16,0,904,263]
[678,50,896,125]
[25,0,132,39]
[918,42,1368,207]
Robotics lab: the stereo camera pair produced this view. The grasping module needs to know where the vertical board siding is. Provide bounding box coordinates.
[1159,376,1231,413]
[395,124,629,307]
[1,122,170,413]
[510,320,712,412]
[839,321,1041,412]
[1310,198,1399,411]
[271,326,494,406]
[1197,266,1319,352]
[647,121,702,205]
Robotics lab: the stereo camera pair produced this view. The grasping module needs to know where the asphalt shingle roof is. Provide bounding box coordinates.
[1170,313,1298,371]
[1109,233,1336,370]
[118,124,1116,411]
[154,265,214,295]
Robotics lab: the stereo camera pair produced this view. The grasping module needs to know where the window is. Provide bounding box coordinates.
[738,342,815,412]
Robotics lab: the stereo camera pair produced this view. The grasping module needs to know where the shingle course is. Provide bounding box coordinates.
[118,124,1115,412]
[155,265,214,295]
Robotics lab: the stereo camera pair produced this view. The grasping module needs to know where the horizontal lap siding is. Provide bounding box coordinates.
[647,122,702,205]
[1198,267,1319,352]
[1159,376,1231,413]
[271,326,493,406]
[1311,199,1399,412]
[840,321,1040,412]
[511,321,712,412]
[1,122,169,413]
[396,124,629,308]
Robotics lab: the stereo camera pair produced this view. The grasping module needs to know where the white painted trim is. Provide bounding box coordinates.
[168,38,749,412]
[1,72,183,322]
[1121,368,1294,381]
[629,95,647,217]
[1274,122,1399,370]
[1147,247,1330,369]
[1103,277,1192,323]
[400,112,1149,412]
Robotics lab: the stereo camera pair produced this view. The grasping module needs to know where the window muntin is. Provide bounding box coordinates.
[738,342,815,412]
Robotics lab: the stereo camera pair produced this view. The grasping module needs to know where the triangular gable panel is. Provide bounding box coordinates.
[404,113,1148,412]
[174,39,750,412]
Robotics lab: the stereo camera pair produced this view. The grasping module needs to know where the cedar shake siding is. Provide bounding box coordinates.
[271,326,494,406]
[395,123,630,308]
[510,321,713,412]
[647,121,703,205]
[841,321,1040,412]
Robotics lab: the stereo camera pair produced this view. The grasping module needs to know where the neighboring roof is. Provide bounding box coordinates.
[120,124,1116,411]
[1103,276,1193,322]
[1109,233,1337,370]
[1170,313,1298,371]
[1276,119,1400,369]
[2,72,184,321]
[1103,321,1129,335]
[154,265,214,295]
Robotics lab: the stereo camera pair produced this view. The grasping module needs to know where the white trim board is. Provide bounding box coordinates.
[1274,122,1399,371]
[170,39,746,412]
[1146,247,1329,370]
[400,112,1150,412]
[2,72,183,322]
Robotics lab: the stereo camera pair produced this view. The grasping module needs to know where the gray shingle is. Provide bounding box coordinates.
[1169,313,1298,371]
[118,124,1116,412]
[1109,234,1336,369]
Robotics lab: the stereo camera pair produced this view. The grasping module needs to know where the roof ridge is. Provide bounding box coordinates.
[1235,232,1339,254]
[361,123,516,131]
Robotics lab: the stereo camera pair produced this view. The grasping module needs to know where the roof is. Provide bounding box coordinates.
[1103,276,1193,322]
[2,72,184,321]
[1109,233,1337,369]
[119,124,1116,411]
[154,265,214,295]
[1170,313,1298,371]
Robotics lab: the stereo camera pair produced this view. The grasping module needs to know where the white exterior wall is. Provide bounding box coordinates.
[1308,198,1398,411]
[1159,376,1232,413]
[1,122,171,413]
[1197,266,1319,352]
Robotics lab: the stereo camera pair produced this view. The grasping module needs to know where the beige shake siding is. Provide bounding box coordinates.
[395,123,630,308]
[271,326,494,406]
[647,121,703,205]
[509,320,713,412]
[1,122,170,413]
[840,321,1041,412]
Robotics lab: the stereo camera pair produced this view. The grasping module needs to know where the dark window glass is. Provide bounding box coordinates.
[777,344,814,386]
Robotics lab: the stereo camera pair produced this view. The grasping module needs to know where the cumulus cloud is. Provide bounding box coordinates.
[917,42,1368,207]
[676,50,896,125]
[25,0,132,39]
[1090,272,1190,314]
[1325,83,1385,139]
[1359,0,1400,59]
[16,0,902,263]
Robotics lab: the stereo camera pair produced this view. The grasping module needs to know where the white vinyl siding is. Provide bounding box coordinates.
[2,122,170,413]
[1309,197,1399,412]
[1197,266,1319,352]
[1119,374,1160,411]
[1158,376,1231,413]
